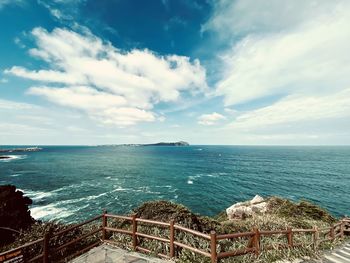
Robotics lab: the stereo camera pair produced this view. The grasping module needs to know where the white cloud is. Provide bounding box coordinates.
[230,89,350,131]
[6,27,208,126]
[202,0,342,36]
[0,99,38,110]
[214,1,350,106]
[198,112,226,126]
[0,0,23,9]
[28,86,127,110]
[200,0,350,143]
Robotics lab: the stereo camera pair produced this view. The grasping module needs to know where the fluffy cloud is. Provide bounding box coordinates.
[6,27,207,126]
[213,1,350,106]
[198,112,226,126]
[202,0,350,142]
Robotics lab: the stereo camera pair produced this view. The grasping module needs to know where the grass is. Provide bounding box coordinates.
[0,197,347,262]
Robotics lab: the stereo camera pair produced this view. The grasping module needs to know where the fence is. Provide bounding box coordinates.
[0,214,349,263]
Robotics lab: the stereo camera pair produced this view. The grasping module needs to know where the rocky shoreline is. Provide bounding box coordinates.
[0,185,345,263]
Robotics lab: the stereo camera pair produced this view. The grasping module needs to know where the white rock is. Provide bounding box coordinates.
[226,195,267,220]
[251,195,264,204]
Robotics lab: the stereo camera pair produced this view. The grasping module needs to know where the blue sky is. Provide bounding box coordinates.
[1,0,350,145]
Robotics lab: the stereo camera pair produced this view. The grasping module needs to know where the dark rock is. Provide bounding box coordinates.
[0,185,35,245]
[0,156,11,159]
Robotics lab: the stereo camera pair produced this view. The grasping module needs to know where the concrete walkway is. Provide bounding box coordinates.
[70,242,350,263]
[318,242,350,263]
[70,244,173,263]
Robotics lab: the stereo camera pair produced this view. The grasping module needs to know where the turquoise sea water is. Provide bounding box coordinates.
[0,146,349,222]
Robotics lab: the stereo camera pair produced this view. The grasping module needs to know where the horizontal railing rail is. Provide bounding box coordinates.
[1,214,349,263]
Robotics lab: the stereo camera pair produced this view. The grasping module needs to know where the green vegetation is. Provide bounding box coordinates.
[107,198,343,262]
[0,189,346,262]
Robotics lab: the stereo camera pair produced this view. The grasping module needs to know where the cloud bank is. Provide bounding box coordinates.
[203,0,350,142]
[6,27,208,126]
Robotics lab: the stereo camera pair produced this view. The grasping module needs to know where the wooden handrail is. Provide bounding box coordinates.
[216,231,255,240]
[173,241,211,257]
[260,229,289,235]
[52,214,103,237]
[136,218,170,227]
[0,238,44,257]
[1,213,348,263]
[105,214,132,221]
[218,247,255,259]
[292,229,315,233]
[52,227,102,252]
[135,232,169,243]
[174,224,211,240]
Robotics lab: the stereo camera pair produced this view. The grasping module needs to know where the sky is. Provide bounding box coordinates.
[1,0,350,145]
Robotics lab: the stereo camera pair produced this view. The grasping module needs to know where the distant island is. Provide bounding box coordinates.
[99,141,190,147]
[0,147,42,153]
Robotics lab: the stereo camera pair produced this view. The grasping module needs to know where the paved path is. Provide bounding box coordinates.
[318,242,350,263]
[70,244,173,263]
[71,242,350,263]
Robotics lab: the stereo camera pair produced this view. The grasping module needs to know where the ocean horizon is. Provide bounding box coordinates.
[1,145,349,223]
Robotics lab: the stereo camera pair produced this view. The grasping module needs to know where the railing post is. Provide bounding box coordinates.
[169,220,175,258]
[313,226,319,249]
[330,224,335,240]
[102,210,107,241]
[340,220,345,239]
[43,228,51,263]
[132,214,138,250]
[287,227,293,247]
[210,230,217,263]
[253,228,260,256]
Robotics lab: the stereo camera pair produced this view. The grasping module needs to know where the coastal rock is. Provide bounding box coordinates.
[226,195,268,220]
[0,185,35,245]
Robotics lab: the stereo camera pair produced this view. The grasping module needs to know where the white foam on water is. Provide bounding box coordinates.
[187,173,222,183]
[187,180,194,184]
[10,174,21,177]
[112,186,131,192]
[21,189,54,201]
[30,204,73,220]
[154,185,172,188]
[0,155,27,162]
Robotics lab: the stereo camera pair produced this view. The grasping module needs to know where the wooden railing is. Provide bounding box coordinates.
[0,214,349,263]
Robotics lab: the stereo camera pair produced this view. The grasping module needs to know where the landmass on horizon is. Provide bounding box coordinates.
[98,141,190,147]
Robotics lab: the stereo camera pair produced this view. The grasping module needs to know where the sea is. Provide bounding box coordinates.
[0,145,349,223]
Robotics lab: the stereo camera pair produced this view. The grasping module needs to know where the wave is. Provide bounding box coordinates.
[30,204,74,220]
[0,155,27,162]
[10,173,21,177]
[19,189,54,201]
[187,172,227,184]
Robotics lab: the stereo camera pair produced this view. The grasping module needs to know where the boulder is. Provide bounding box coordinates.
[0,185,35,245]
[226,195,268,220]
